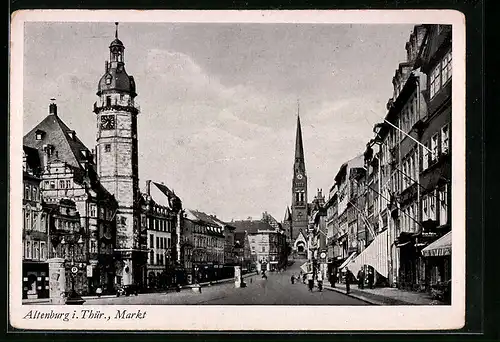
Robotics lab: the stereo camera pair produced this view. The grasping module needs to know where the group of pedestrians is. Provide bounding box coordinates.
[290,270,324,292]
[343,267,374,294]
[356,268,375,290]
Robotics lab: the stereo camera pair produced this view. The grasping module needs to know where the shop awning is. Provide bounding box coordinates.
[300,262,310,273]
[422,231,452,257]
[339,252,356,270]
[348,229,389,278]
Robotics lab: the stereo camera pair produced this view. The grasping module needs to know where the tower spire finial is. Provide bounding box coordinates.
[297,98,300,117]
[115,22,119,39]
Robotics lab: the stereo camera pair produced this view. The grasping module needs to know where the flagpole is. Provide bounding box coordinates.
[383,119,433,155]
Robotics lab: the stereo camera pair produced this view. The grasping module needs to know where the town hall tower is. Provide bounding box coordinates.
[94,23,143,287]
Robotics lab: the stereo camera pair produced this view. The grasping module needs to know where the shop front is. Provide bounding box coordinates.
[22,261,49,299]
[422,231,451,299]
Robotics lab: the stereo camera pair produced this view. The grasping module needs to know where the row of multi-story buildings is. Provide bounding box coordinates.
[317,24,452,293]
[21,24,288,299]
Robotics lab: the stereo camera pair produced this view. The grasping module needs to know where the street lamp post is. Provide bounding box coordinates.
[60,235,85,305]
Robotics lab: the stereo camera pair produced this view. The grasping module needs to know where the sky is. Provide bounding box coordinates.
[23,22,415,222]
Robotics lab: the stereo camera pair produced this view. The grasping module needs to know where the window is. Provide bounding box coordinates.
[149,234,154,248]
[40,242,46,260]
[442,51,452,85]
[149,250,154,265]
[104,144,111,153]
[441,124,450,154]
[439,186,448,225]
[422,142,429,171]
[24,209,30,230]
[160,237,164,249]
[430,63,441,98]
[50,181,55,189]
[156,237,159,249]
[33,241,39,260]
[430,50,452,98]
[26,241,31,259]
[90,204,97,217]
[36,132,43,140]
[59,180,65,189]
[106,96,112,106]
[261,246,265,253]
[90,240,97,254]
[431,134,439,162]
[66,180,71,189]
[429,191,437,220]
[32,187,38,202]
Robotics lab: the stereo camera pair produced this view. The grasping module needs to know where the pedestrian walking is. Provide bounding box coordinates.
[290,274,295,284]
[367,269,374,289]
[345,268,351,294]
[317,272,323,292]
[96,285,103,298]
[307,272,314,292]
[357,269,365,289]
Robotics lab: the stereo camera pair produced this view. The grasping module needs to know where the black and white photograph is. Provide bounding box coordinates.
[10,10,466,330]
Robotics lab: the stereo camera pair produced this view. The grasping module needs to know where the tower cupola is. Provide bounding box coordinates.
[96,22,136,97]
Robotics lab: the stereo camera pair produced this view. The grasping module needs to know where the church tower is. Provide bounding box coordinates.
[94,23,142,286]
[291,109,308,248]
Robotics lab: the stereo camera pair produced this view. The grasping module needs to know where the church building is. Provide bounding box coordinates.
[290,113,309,254]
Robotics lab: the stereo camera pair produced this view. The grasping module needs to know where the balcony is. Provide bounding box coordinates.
[93,98,140,115]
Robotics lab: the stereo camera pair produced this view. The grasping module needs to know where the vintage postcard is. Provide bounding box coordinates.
[10,10,466,330]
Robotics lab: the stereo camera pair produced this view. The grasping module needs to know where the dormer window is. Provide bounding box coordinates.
[35,130,45,141]
[67,130,76,140]
[105,75,112,85]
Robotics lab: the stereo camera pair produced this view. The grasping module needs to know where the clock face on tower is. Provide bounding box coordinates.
[100,115,115,130]
[296,173,303,180]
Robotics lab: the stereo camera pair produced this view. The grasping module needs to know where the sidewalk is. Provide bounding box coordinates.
[22,272,258,304]
[324,283,443,306]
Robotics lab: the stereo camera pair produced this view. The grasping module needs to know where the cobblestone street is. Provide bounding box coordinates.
[84,262,365,305]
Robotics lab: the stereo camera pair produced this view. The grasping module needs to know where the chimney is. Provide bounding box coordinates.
[146,180,151,195]
[49,98,57,115]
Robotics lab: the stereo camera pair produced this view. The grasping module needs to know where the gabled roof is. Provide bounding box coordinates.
[23,113,93,170]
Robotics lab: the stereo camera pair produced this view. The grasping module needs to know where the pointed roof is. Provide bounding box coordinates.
[23,111,93,170]
[284,206,292,222]
[294,114,304,161]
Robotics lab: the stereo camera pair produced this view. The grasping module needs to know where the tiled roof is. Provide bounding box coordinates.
[23,112,115,202]
[231,220,275,234]
[23,113,93,170]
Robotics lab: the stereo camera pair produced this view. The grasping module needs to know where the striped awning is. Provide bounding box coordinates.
[347,229,389,278]
[339,252,357,270]
[422,231,452,257]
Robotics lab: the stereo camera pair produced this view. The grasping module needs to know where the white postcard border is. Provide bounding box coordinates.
[10,9,466,331]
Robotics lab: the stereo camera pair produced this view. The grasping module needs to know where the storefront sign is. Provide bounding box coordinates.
[86,265,93,277]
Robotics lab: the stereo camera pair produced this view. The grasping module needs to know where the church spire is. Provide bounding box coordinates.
[294,104,305,163]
